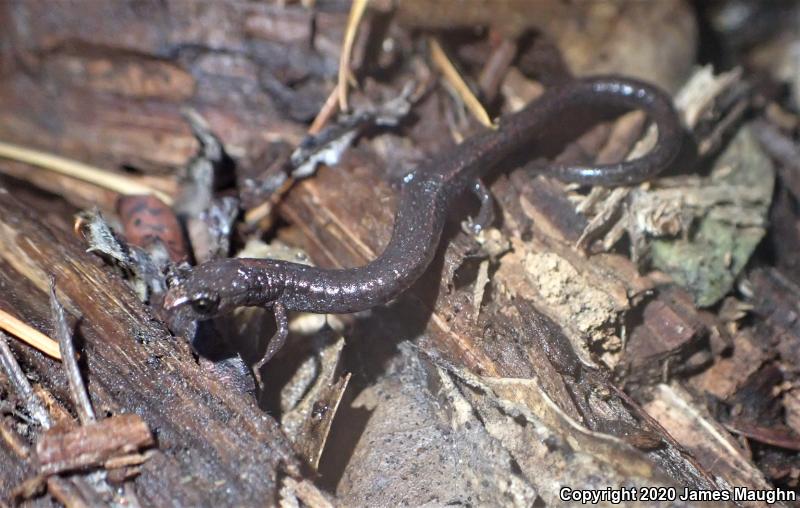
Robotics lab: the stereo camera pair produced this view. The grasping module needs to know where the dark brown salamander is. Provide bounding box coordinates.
[164,76,683,380]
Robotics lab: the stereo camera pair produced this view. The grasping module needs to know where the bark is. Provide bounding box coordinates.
[0,0,796,506]
[0,194,299,506]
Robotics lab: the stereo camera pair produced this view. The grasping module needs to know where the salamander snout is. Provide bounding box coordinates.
[163,260,254,320]
[163,280,224,320]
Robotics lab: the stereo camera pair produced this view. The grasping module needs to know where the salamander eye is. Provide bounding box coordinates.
[190,292,220,316]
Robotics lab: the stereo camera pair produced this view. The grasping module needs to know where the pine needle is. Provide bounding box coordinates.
[0,308,61,360]
[0,141,173,205]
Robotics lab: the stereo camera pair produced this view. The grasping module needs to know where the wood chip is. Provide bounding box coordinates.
[36,414,154,476]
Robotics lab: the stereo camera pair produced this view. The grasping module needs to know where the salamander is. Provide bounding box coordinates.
[164,76,683,380]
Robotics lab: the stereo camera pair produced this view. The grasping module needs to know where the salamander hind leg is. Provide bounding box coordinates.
[253,302,289,390]
[463,179,496,235]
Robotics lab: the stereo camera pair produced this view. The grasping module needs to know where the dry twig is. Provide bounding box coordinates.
[49,278,96,424]
[0,331,52,429]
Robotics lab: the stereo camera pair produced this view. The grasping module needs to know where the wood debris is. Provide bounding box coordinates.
[1,0,800,505]
[36,414,154,476]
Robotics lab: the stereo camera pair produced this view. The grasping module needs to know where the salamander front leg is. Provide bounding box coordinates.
[253,302,288,390]
[464,179,495,235]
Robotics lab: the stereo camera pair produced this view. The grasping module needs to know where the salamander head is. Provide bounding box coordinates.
[163,259,282,321]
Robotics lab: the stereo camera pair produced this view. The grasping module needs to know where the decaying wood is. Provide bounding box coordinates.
[49,280,96,426]
[1,0,799,505]
[36,414,153,476]
[623,288,714,385]
[394,0,697,92]
[747,269,800,375]
[277,146,720,494]
[0,194,299,505]
[0,331,52,429]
